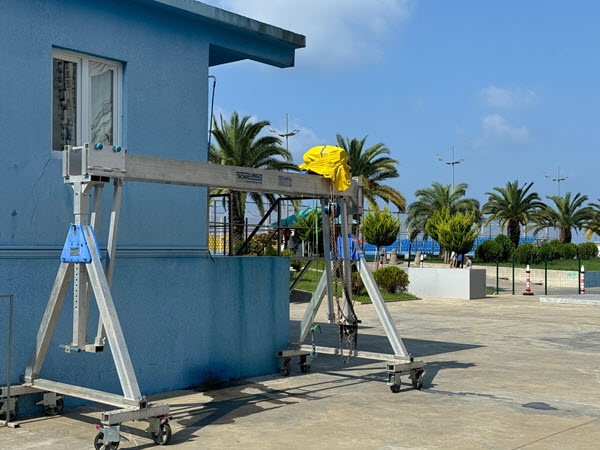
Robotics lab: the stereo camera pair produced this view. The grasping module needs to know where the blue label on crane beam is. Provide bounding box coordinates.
[60,225,101,263]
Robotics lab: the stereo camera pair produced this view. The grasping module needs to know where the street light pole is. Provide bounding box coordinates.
[544,165,568,196]
[436,146,464,190]
[270,113,301,220]
[270,112,300,153]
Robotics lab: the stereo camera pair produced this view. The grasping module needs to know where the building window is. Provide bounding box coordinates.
[52,49,122,151]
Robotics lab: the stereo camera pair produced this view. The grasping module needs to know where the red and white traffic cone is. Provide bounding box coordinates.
[523,264,534,296]
[580,265,585,294]
[379,259,383,270]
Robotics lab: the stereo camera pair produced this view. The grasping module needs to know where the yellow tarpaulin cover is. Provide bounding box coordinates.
[298,145,351,192]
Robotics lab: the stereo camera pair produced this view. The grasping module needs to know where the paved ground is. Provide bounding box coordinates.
[2,293,600,449]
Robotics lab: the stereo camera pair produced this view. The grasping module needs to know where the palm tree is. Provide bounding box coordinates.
[335,135,405,211]
[406,182,480,237]
[482,180,545,248]
[583,200,600,240]
[210,112,298,248]
[537,192,593,244]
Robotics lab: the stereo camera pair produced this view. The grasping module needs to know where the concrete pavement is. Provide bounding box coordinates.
[1,293,599,449]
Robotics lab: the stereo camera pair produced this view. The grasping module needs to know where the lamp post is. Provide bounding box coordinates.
[544,166,567,196]
[270,113,301,221]
[269,113,300,154]
[436,146,464,190]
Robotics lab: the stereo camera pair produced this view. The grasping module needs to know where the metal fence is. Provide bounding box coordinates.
[208,197,353,257]
[481,257,596,296]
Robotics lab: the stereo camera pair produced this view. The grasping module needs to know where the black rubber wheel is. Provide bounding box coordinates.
[152,422,172,445]
[43,398,64,416]
[300,364,311,373]
[94,431,120,450]
[279,360,291,377]
[0,400,18,421]
[389,383,401,393]
[412,374,424,390]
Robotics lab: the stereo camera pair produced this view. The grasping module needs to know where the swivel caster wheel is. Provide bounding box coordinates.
[43,398,64,416]
[412,375,424,390]
[94,432,120,450]
[152,422,172,445]
[300,363,311,373]
[389,380,401,393]
[0,399,18,422]
[411,369,424,390]
[279,358,291,377]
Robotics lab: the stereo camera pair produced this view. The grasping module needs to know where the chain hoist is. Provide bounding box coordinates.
[325,188,359,363]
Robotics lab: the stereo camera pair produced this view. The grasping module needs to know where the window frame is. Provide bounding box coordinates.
[52,48,122,150]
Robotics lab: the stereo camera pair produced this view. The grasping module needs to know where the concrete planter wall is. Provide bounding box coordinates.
[405,268,486,299]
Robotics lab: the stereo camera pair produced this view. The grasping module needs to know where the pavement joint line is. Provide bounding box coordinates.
[510,418,599,449]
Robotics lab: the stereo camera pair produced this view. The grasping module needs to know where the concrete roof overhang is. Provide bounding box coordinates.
[132,0,306,68]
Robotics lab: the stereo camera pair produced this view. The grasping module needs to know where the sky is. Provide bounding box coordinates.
[206,1,600,220]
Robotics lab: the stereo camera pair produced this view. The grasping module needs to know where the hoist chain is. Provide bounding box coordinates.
[326,188,359,364]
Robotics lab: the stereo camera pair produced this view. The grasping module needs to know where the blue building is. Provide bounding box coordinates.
[0,0,304,415]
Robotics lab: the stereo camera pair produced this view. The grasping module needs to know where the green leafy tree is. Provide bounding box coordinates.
[426,209,479,256]
[210,112,298,248]
[293,208,323,255]
[336,135,405,210]
[424,207,449,245]
[406,182,480,238]
[361,207,401,265]
[536,192,593,244]
[482,180,545,249]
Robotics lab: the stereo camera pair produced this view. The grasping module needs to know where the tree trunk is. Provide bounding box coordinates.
[507,219,520,248]
[560,227,572,244]
[230,191,245,250]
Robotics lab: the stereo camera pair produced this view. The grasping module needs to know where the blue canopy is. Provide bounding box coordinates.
[270,207,318,227]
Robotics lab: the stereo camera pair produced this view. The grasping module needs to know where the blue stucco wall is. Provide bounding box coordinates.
[0,0,294,417]
[0,256,289,415]
[0,0,210,246]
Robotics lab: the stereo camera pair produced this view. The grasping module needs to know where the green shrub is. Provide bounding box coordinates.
[494,234,514,262]
[234,233,277,256]
[560,242,577,260]
[513,243,538,265]
[372,266,409,294]
[233,240,248,255]
[548,239,564,260]
[474,240,501,262]
[538,239,563,262]
[282,249,302,270]
[578,242,598,260]
[537,243,551,262]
